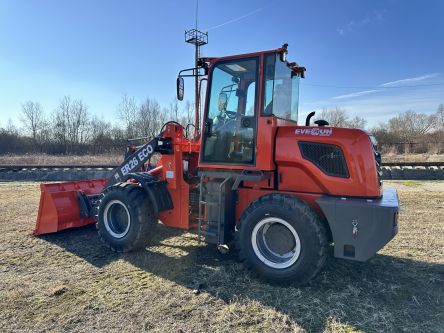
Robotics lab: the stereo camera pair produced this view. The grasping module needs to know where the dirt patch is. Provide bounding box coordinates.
[0,181,443,332]
[389,180,444,192]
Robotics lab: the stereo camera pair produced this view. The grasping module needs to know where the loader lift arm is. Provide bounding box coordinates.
[90,133,175,217]
[107,136,172,187]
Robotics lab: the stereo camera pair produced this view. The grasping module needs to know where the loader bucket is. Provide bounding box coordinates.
[34,179,107,235]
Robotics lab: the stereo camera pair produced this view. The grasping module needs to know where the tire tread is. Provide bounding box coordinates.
[96,183,156,253]
[236,193,328,284]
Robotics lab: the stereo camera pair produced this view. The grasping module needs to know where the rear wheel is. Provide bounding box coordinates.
[97,183,156,252]
[237,194,327,284]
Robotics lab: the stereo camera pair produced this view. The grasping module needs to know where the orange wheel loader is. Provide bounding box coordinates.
[34,44,399,284]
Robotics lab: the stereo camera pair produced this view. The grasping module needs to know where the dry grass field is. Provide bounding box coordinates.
[0,154,123,166]
[382,153,444,163]
[0,181,443,332]
[1,153,444,166]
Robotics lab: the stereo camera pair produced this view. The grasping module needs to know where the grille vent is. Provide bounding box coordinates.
[299,142,349,178]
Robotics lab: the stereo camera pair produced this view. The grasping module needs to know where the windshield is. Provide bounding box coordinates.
[263,53,300,122]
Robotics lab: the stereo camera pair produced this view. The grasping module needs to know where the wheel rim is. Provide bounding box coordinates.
[251,217,301,269]
[103,200,131,239]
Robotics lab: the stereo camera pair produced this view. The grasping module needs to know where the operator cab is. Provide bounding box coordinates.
[202,57,258,164]
[201,48,304,166]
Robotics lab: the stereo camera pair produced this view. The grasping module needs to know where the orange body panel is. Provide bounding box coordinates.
[275,126,381,197]
[157,124,200,229]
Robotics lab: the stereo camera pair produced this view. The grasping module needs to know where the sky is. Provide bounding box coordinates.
[0,0,443,128]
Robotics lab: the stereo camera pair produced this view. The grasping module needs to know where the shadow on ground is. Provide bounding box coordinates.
[40,224,444,332]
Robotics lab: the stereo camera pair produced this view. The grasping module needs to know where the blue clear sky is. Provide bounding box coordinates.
[1,0,443,127]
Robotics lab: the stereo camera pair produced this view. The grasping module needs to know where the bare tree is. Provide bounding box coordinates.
[52,101,69,152]
[317,108,348,127]
[52,96,90,153]
[370,123,402,145]
[316,107,366,128]
[90,116,111,142]
[436,104,444,130]
[347,115,367,129]
[182,100,195,138]
[70,99,90,145]
[6,118,19,135]
[20,101,44,147]
[39,119,52,146]
[117,94,138,138]
[138,98,163,138]
[388,110,435,142]
[183,100,194,125]
[167,99,179,122]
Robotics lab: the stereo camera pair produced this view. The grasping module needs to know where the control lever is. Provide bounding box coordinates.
[204,119,213,136]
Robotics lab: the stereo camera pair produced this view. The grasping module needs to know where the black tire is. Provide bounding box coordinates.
[96,183,156,252]
[236,193,328,284]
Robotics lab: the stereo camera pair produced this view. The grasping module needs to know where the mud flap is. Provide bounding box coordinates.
[34,179,107,235]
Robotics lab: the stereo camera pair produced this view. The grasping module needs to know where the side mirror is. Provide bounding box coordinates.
[280,43,288,62]
[218,92,228,112]
[176,77,184,101]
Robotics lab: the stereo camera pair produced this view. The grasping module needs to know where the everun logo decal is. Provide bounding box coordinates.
[295,128,333,136]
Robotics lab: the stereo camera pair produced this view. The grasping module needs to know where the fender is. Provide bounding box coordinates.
[122,172,173,214]
[77,172,173,219]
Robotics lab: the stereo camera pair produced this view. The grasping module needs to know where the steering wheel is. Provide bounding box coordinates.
[225,110,237,119]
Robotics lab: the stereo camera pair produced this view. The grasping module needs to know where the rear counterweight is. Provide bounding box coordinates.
[317,188,399,261]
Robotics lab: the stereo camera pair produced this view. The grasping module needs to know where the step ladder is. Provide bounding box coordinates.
[198,175,234,245]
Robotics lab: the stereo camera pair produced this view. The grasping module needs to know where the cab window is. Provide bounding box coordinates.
[263,53,300,122]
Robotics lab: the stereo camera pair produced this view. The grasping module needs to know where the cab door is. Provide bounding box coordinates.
[201,57,259,166]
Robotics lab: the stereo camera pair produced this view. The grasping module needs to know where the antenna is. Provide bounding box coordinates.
[195,0,198,30]
[185,1,208,137]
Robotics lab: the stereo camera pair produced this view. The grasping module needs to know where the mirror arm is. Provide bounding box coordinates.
[178,67,207,78]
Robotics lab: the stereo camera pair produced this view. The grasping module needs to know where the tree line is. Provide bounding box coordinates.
[316,105,444,153]
[0,95,194,155]
[1,96,443,155]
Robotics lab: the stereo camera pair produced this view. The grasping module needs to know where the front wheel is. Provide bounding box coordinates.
[237,194,328,284]
[96,183,157,253]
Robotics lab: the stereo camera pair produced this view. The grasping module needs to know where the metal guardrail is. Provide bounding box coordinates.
[1,162,444,172]
[1,163,444,182]
[380,162,444,167]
